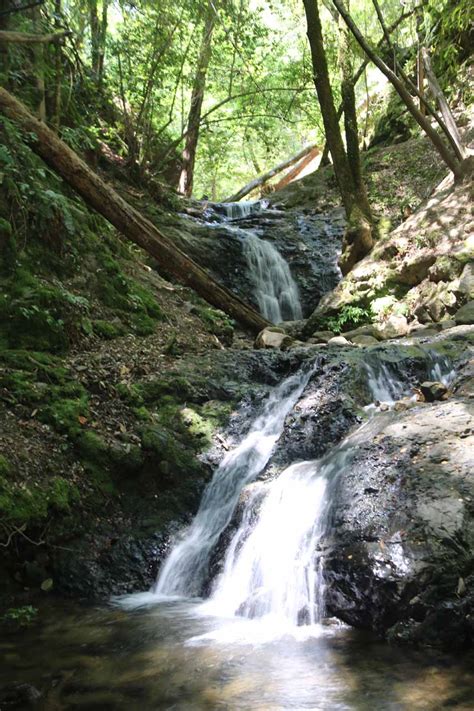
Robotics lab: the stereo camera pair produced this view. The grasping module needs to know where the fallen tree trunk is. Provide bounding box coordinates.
[0,30,70,44]
[272,146,320,191]
[0,87,269,334]
[224,143,318,203]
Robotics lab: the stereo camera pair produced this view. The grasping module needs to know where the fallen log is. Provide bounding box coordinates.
[0,87,269,334]
[0,30,70,44]
[272,146,320,192]
[224,143,318,203]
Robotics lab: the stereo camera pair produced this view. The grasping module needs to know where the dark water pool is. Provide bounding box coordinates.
[1,597,473,710]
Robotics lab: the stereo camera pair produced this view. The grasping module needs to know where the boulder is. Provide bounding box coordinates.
[309,330,335,343]
[419,381,448,402]
[457,262,474,300]
[343,324,381,340]
[439,319,457,330]
[352,335,379,347]
[428,256,463,283]
[396,253,437,286]
[277,320,306,339]
[255,327,293,349]
[327,336,353,346]
[454,300,474,325]
[374,315,409,340]
[324,394,474,649]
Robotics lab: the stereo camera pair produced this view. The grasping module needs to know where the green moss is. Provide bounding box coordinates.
[39,392,89,437]
[92,319,125,339]
[75,430,108,460]
[0,455,11,476]
[0,268,91,352]
[138,376,194,403]
[129,311,156,336]
[116,382,144,406]
[0,473,78,525]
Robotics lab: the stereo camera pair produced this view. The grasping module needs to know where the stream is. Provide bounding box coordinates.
[1,204,473,709]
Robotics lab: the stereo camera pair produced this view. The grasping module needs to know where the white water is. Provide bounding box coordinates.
[365,350,455,408]
[221,201,264,220]
[207,461,329,626]
[243,231,303,322]
[155,365,315,597]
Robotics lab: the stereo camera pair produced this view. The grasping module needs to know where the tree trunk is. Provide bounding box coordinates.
[224,143,319,202]
[0,0,11,85]
[331,0,463,178]
[0,87,269,334]
[97,0,108,88]
[338,0,370,215]
[52,0,62,131]
[421,47,466,160]
[303,0,373,275]
[32,6,46,121]
[0,30,69,44]
[178,4,215,197]
[88,0,99,72]
[302,0,355,217]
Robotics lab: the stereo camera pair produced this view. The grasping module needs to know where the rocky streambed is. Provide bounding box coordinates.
[33,324,472,651]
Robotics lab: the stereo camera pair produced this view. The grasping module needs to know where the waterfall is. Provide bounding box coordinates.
[155,365,315,597]
[207,460,330,625]
[364,361,406,405]
[243,232,302,322]
[221,201,263,220]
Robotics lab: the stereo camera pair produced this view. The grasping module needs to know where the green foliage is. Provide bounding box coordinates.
[1,606,38,628]
[324,305,372,334]
[424,0,473,91]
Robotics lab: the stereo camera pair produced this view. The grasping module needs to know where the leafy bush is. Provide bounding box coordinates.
[324,305,371,334]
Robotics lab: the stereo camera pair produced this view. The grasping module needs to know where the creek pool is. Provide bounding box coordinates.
[1,597,473,710]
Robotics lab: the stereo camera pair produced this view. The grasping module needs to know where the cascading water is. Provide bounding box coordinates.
[207,460,330,626]
[203,201,303,322]
[220,201,264,220]
[155,365,315,597]
[242,231,303,322]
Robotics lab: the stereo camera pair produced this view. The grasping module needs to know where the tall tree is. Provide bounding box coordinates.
[87,0,108,85]
[302,0,373,273]
[178,1,216,197]
[331,0,465,179]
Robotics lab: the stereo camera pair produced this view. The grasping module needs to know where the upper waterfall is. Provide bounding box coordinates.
[243,231,303,322]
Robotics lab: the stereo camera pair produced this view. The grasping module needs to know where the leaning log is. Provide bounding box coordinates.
[0,87,269,334]
[224,143,319,203]
[0,30,70,44]
[272,146,320,191]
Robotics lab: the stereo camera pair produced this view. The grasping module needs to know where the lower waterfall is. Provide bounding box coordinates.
[155,364,315,597]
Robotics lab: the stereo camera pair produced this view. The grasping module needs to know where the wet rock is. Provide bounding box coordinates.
[255,327,293,350]
[419,381,448,402]
[324,379,474,650]
[309,330,335,343]
[352,335,379,347]
[454,300,474,325]
[342,324,381,341]
[0,682,42,706]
